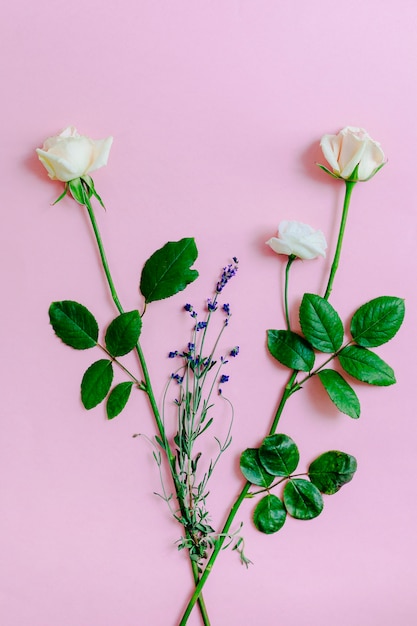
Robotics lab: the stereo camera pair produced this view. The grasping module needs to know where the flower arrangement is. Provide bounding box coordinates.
[37,125,404,625]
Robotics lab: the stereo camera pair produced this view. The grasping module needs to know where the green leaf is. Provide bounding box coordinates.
[140,238,199,303]
[317,369,361,418]
[259,434,300,476]
[283,479,323,520]
[267,330,315,372]
[338,345,396,386]
[81,359,114,410]
[308,451,357,495]
[106,382,134,419]
[105,311,142,357]
[253,495,287,534]
[240,449,274,487]
[351,296,405,348]
[49,300,98,350]
[299,293,344,353]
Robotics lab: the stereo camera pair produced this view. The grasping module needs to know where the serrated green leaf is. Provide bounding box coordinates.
[308,451,357,495]
[299,293,344,353]
[240,449,274,487]
[106,382,134,419]
[140,238,199,303]
[81,359,114,410]
[49,300,98,350]
[259,434,300,476]
[283,479,323,520]
[253,494,287,534]
[338,345,396,386]
[351,296,405,347]
[267,330,315,372]
[317,369,360,418]
[105,311,142,357]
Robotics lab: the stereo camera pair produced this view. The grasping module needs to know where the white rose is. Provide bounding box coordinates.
[36,126,113,182]
[266,220,327,260]
[320,126,385,181]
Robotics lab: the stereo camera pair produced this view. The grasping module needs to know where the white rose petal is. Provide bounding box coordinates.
[320,126,385,182]
[266,220,327,260]
[36,126,113,182]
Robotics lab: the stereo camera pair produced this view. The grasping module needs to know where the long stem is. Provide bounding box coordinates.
[284,255,296,330]
[82,189,211,625]
[324,180,356,300]
[179,180,357,624]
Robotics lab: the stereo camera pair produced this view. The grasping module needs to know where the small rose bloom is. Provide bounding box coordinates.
[320,126,385,182]
[36,126,113,182]
[266,220,327,260]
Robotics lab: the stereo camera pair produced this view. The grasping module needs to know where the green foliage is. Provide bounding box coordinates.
[267,330,315,371]
[350,296,405,348]
[317,369,360,418]
[140,238,199,303]
[253,494,287,534]
[240,449,274,488]
[49,300,98,350]
[283,479,323,520]
[338,345,395,386]
[81,359,114,409]
[299,293,344,353]
[309,451,357,495]
[259,434,300,476]
[107,382,134,419]
[105,311,142,357]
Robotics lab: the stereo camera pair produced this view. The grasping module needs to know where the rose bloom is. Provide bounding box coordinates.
[266,221,327,260]
[36,126,113,182]
[320,126,385,181]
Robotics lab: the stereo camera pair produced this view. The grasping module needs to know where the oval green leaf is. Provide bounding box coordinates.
[317,369,360,418]
[240,448,274,487]
[107,382,134,419]
[253,494,287,534]
[49,300,98,350]
[351,296,405,348]
[140,238,199,303]
[338,345,396,386]
[259,434,300,476]
[283,479,323,520]
[267,330,315,372]
[299,293,344,353]
[308,450,357,495]
[105,311,142,357]
[81,359,114,410]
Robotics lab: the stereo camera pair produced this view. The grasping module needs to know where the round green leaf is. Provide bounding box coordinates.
[309,451,357,495]
[105,311,142,357]
[49,300,98,350]
[259,434,300,476]
[283,479,323,520]
[338,345,395,386]
[351,296,405,348]
[107,382,134,419]
[81,359,114,410]
[267,330,315,372]
[253,494,287,534]
[240,449,274,487]
[299,293,344,353]
[318,369,360,418]
[140,238,199,303]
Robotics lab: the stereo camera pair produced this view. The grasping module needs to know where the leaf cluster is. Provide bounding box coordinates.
[268,295,405,418]
[240,434,357,534]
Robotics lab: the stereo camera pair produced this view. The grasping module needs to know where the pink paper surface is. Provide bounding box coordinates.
[1,1,417,624]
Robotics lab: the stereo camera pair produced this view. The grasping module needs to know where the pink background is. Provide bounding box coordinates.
[1,1,417,624]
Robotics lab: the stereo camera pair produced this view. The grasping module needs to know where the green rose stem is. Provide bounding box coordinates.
[323,180,356,300]
[284,255,296,331]
[78,183,211,626]
[179,181,356,625]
